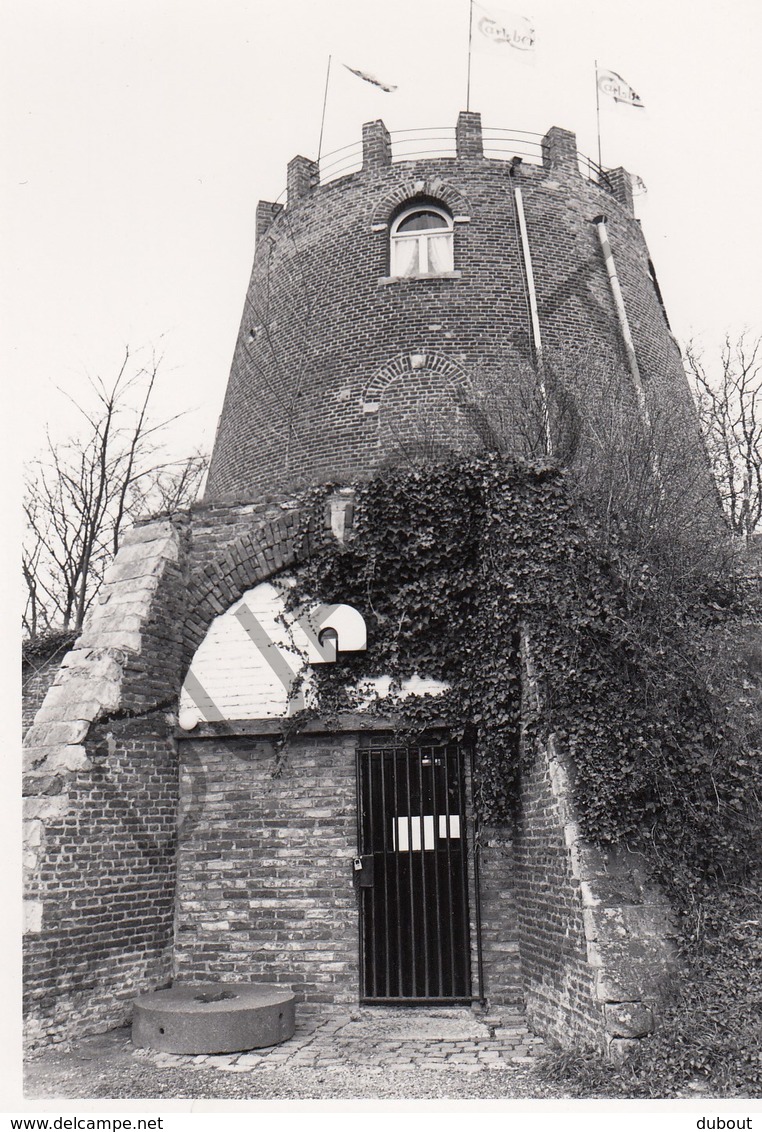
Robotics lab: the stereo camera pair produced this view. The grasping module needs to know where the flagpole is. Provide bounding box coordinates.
[317,54,332,164]
[595,58,602,170]
[466,0,474,111]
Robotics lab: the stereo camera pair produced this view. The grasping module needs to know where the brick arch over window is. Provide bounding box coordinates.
[370,178,472,230]
[360,352,471,413]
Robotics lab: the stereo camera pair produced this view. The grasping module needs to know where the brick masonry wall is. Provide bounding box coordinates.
[23,517,188,1046]
[477,824,523,1007]
[205,115,710,506]
[179,500,677,1046]
[514,737,606,1049]
[174,734,361,1012]
[515,691,677,1058]
[176,732,523,1014]
[23,716,178,1043]
[21,488,679,1050]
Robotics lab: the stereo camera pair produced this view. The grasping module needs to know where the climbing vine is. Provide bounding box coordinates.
[287,453,760,897]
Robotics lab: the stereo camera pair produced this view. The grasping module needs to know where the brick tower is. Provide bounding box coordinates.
[206,111,704,505]
[23,110,687,1061]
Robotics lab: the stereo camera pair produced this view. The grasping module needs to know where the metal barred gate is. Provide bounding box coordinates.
[355,741,477,1003]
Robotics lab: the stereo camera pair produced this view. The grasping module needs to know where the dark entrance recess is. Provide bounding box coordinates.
[355,740,483,1003]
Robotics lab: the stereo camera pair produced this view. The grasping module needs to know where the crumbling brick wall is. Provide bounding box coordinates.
[22,499,678,1052]
[22,634,78,736]
[23,517,187,1045]
[515,733,676,1058]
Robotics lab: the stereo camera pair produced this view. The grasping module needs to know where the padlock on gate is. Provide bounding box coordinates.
[352,854,375,887]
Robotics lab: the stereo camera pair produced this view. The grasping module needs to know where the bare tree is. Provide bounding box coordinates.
[22,348,208,639]
[686,332,762,542]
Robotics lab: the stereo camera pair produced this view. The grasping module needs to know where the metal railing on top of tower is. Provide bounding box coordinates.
[318,139,365,185]
[577,152,614,192]
[481,127,544,165]
[390,127,458,162]
[310,128,616,191]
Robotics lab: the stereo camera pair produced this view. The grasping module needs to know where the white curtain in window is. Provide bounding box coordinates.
[392,238,419,277]
[426,233,453,274]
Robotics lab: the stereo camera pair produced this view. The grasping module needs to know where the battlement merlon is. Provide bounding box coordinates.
[254,111,636,243]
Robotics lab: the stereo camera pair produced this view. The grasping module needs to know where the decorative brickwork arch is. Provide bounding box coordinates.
[359,353,480,461]
[370,178,472,230]
[360,352,471,413]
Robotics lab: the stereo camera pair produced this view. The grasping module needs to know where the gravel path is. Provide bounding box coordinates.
[26,1059,567,1101]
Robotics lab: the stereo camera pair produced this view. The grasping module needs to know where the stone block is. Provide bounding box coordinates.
[24,720,89,749]
[96,591,154,617]
[596,970,647,1002]
[607,1036,641,1063]
[621,904,676,939]
[56,650,122,678]
[584,873,642,907]
[84,607,145,634]
[38,661,121,706]
[123,519,175,546]
[23,795,70,823]
[578,880,599,906]
[33,697,111,726]
[604,1001,653,1038]
[103,556,166,585]
[23,819,43,849]
[76,629,143,653]
[122,530,177,559]
[563,820,581,848]
[548,755,572,797]
[38,745,91,774]
[22,772,65,797]
[583,905,629,942]
[586,931,674,992]
[568,839,609,880]
[24,900,43,935]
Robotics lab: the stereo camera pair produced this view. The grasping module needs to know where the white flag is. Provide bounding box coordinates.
[597,69,644,109]
[342,64,397,92]
[473,3,536,52]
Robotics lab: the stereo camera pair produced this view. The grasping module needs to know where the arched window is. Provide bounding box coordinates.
[390,203,454,277]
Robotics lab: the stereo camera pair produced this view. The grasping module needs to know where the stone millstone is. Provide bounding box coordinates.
[131,982,296,1054]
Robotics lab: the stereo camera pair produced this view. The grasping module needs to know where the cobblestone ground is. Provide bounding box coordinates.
[138,1005,545,1073]
[26,1006,559,1100]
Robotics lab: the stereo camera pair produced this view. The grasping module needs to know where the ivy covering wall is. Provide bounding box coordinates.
[288,453,760,901]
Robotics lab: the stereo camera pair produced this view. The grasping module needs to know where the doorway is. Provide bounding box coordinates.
[356,740,475,1002]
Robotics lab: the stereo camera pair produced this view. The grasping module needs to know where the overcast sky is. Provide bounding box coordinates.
[3,0,762,463]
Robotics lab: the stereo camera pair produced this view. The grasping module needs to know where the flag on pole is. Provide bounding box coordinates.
[472,3,536,53]
[597,68,644,108]
[342,64,397,92]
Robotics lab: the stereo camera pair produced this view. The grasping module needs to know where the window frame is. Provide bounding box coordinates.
[389,203,455,278]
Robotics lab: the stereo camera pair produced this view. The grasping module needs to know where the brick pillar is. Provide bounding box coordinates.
[287,155,318,205]
[541,126,579,175]
[606,168,635,215]
[362,120,392,170]
[255,200,284,243]
[456,110,483,159]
